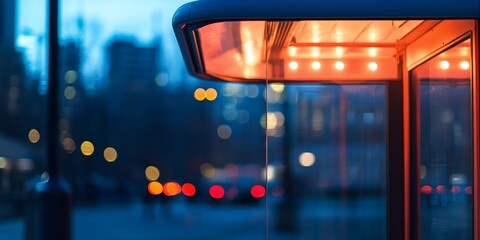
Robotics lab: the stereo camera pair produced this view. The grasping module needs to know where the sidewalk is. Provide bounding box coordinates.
[0,201,294,240]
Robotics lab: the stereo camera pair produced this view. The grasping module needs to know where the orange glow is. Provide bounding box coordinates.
[148,181,163,195]
[182,183,196,197]
[194,88,206,101]
[164,182,181,196]
[299,152,315,167]
[250,185,266,198]
[80,141,94,156]
[103,147,118,162]
[205,88,218,101]
[209,185,225,199]
[145,166,160,181]
[28,129,40,143]
[200,163,216,178]
[62,138,76,153]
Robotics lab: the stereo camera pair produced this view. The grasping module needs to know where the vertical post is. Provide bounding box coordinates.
[387,79,406,240]
[27,0,72,239]
[47,0,60,179]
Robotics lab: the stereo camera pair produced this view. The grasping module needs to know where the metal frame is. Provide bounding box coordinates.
[407,29,477,240]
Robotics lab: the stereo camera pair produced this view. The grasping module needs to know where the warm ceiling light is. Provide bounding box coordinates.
[311,61,321,70]
[335,46,343,57]
[440,60,450,70]
[288,46,297,56]
[312,47,320,57]
[368,47,378,57]
[368,62,378,71]
[289,61,299,70]
[335,61,345,70]
[460,61,470,70]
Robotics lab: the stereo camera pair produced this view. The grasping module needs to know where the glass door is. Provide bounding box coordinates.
[410,37,474,239]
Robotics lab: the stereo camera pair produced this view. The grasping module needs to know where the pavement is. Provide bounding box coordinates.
[0,198,386,240]
[0,201,297,240]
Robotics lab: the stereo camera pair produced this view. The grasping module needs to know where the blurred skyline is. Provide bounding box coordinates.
[16,0,190,95]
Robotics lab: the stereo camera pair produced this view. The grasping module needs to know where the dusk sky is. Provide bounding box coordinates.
[16,0,192,94]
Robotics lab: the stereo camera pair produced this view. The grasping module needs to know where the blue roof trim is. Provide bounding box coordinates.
[176,0,479,23]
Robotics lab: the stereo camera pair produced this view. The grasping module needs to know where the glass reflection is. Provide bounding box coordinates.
[267,84,387,239]
[411,38,473,240]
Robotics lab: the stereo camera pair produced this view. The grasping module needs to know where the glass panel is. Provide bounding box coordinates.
[411,38,473,239]
[266,83,387,239]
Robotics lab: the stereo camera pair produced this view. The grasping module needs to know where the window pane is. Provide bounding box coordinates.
[267,84,387,239]
[411,38,473,240]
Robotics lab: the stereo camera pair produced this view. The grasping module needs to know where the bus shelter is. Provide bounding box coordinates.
[173,0,480,239]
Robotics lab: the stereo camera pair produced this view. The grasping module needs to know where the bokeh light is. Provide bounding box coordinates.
[217,125,232,139]
[260,112,284,130]
[148,181,163,195]
[194,88,206,101]
[289,61,298,70]
[62,138,76,153]
[440,60,449,70]
[28,129,40,143]
[335,61,345,70]
[64,70,78,84]
[311,61,321,70]
[103,147,118,162]
[164,182,181,196]
[145,166,160,181]
[299,152,316,167]
[205,88,218,101]
[250,185,266,198]
[64,86,76,100]
[460,61,470,70]
[209,185,225,199]
[182,183,196,197]
[420,185,432,195]
[80,141,94,156]
[200,163,216,178]
[0,157,8,169]
[368,62,378,71]
[451,185,461,194]
[155,73,169,86]
[436,185,445,193]
[465,186,473,195]
[270,83,285,93]
[246,85,259,98]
